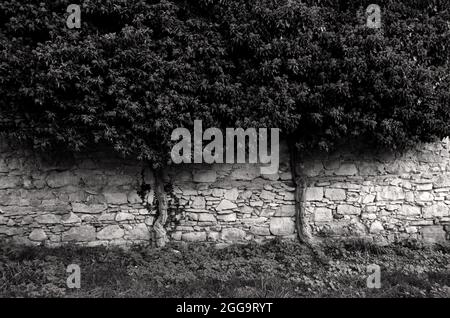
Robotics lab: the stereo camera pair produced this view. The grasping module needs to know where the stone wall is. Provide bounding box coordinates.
[301,138,450,245]
[0,136,449,247]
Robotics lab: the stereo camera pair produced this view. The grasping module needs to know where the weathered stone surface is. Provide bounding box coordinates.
[182,232,207,242]
[46,171,78,188]
[192,197,206,209]
[337,205,361,215]
[260,190,276,201]
[275,205,296,217]
[335,163,358,176]
[29,229,48,241]
[217,213,236,222]
[72,203,107,214]
[104,192,128,205]
[224,188,239,201]
[399,205,421,216]
[36,214,60,224]
[250,226,270,236]
[369,221,384,233]
[324,189,346,201]
[269,217,295,235]
[314,208,332,222]
[421,226,447,243]
[423,204,449,218]
[198,213,217,222]
[377,186,405,201]
[305,187,323,201]
[61,212,81,224]
[0,177,21,189]
[216,199,237,211]
[62,225,96,242]
[97,225,124,240]
[115,212,135,222]
[193,170,216,183]
[221,228,246,241]
[126,224,150,240]
[127,191,142,204]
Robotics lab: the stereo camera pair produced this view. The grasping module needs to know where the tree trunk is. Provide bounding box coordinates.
[153,168,168,247]
[288,138,329,265]
[288,138,313,244]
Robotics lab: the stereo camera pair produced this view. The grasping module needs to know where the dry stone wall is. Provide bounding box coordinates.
[0,137,449,247]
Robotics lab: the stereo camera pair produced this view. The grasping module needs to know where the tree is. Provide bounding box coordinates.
[1,0,449,247]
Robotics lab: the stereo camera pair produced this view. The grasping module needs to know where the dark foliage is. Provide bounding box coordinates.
[1,0,449,166]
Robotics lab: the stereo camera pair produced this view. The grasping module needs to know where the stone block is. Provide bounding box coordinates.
[314,208,332,222]
[62,225,96,242]
[269,217,295,235]
[324,188,346,201]
[221,228,246,241]
[97,225,124,240]
[305,187,323,201]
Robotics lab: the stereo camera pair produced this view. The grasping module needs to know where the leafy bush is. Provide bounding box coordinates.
[1,0,449,166]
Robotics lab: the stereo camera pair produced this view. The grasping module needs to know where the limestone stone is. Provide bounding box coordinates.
[29,229,48,241]
[192,197,206,209]
[250,226,271,236]
[182,232,207,242]
[337,205,361,215]
[104,192,128,205]
[61,212,81,224]
[421,226,447,243]
[127,191,142,204]
[212,189,225,197]
[198,213,217,222]
[399,205,421,216]
[249,200,264,207]
[62,225,96,242]
[216,199,237,211]
[46,171,79,188]
[324,188,346,201]
[72,203,107,214]
[260,190,276,201]
[217,213,236,222]
[416,183,433,191]
[377,186,405,201]
[115,212,135,222]
[362,194,375,204]
[314,208,332,222]
[274,205,296,217]
[97,225,124,240]
[269,217,295,235]
[335,163,358,176]
[423,204,449,218]
[126,224,150,240]
[305,187,323,201]
[35,214,60,224]
[0,176,21,189]
[193,170,217,183]
[224,188,239,201]
[369,221,384,233]
[221,228,246,241]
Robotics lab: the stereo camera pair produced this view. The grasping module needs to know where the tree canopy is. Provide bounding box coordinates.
[1,0,449,168]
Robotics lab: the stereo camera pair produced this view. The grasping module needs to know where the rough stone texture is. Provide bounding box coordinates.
[269,217,295,236]
[1,137,450,246]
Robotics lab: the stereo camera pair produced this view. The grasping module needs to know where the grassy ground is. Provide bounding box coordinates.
[0,239,449,298]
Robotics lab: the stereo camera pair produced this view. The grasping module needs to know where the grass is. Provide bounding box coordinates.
[0,239,449,298]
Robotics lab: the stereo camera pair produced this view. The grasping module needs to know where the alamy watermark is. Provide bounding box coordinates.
[66,264,81,289]
[171,120,279,175]
[366,264,381,289]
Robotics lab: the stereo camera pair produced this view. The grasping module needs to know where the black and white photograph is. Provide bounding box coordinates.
[0,0,449,304]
